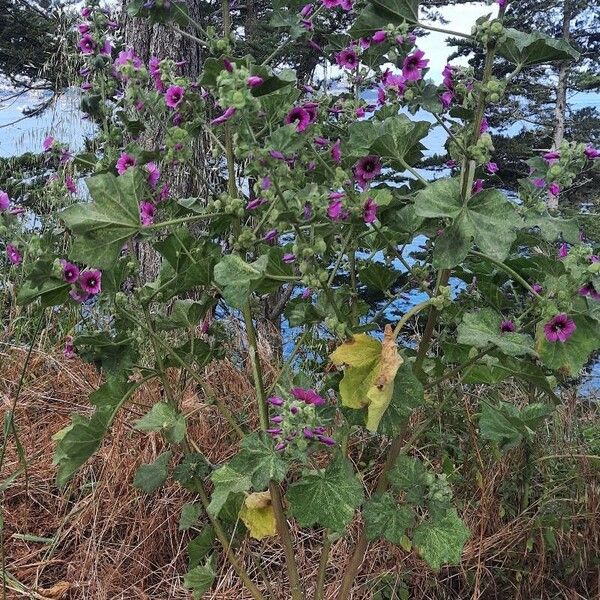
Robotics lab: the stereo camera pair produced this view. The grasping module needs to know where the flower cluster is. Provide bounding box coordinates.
[267,387,335,452]
[59,260,102,303]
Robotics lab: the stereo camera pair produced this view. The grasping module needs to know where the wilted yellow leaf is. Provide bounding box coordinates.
[36,581,71,599]
[240,491,277,540]
[330,325,403,432]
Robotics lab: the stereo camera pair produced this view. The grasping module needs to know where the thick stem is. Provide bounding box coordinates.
[315,532,332,600]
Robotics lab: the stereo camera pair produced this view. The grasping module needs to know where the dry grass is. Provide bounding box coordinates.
[1,340,599,600]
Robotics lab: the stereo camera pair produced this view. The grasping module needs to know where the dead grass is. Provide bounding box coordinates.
[1,340,599,600]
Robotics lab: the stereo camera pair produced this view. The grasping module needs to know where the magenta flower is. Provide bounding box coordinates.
[354,155,382,188]
[497,0,507,7]
[79,269,102,295]
[356,106,366,117]
[247,75,264,88]
[300,4,313,17]
[65,175,77,194]
[165,85,184,109]
[472,179,484,194]
[543,150,560,164]
[372,30,387,44]
[0,191,10,211]
[336,48,359,70]
[282,253,296,264]
[63,336,76,360]
[584,146,600,160]
[321,0,340,8]
[480,117,489,134]
[532,177,546,189]
[149,56,165,92]
[81,7,92,17]
[301,288,312,299]
[331,139,342,164]
[303,102,318,123]
[284,106,311,133]
[114,48,142,70]
[339,0,352,9]
[377,86,386,106]
[139,201,156,226]
[211,107,236,126]
[558,242,568,259]
[145,162,160,188]
[79,34,95,54]
[543,313,576,343]
[62,261,80,283]
[268,396,285,406]
[486,162,499,174]
[247,197,267,210]
[100,40,113,56]
[6,244,22,265]
[42,136,55,152]
[69,288,90,303]
[291,387,326,406]
[116,152,136,175]
[441,91,454,109]
[500,319,516,333]
[263,229,278,242]
[327,199,346,221]
[261,176,272,190]
[548,182,560,197]
[363,197,378,224]
[579,284,600,301]
[402,49,428,81]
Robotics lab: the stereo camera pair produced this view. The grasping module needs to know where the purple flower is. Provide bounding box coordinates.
[116,152,136,175]
[100,39,113,56]
[79,269,102,294]
[139,201,156,226]
[372,30,387,44]
[544,313,576,343]
[81,7,92,17]
[63,336,76,360]
[584,146,600,160]
[314,136,329,148]
[42,136,55,152]
[247,75,264,88]
[271,415,284,424]
[78,23,90,34]
[284,106,311,132]
[497,0,507,7]
[533,177,546,189]
[268,396,285,406]
[579,284,600,301]
[472,179,484,194]
[486,162,499,174]
[480,117,489,134]
[336,48,359,70]
[62,261,80,283]
[165,85,184,109]
[65,175,77,194]
[301,288,312,299]
[6,244,21,265]
[300,4,313,17]
[267,428,283,436]
[363,197,378,224]
[531,283,543,296]
[303,102,318,123]
[263,229,278,242]
[327,199,346,221]
[543,150,560,164]
[291,387,326,406]
[317,435,336,446]
[354,155,382,188]
[558,242,569,259]
[0,191,10,212]
[79,34,95,54]
[402,49,428,81]
[339,0,352,9]
[211,107,236,126]
[114,48,142,71]
[441,91,454,109]
[355,106,366,117]
[146,162,160,188]
[548,182,560,197]
[247,197,267,210]
[331,139,342,164]
[500,319,516,333]
[283,253,296,264]
[321,0,340,7]
[69,288,90,303]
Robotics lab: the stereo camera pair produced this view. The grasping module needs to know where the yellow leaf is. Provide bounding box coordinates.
[330,326,403,432]
[240,491,277,540]
[329,333,382,367]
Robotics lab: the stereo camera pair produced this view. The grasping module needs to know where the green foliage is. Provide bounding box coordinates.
[287,457,364,531]
[133,451,172,493]
[134,402,187,444]
[363,493,415,544]
[208,465,252,517]
[213,254,269,308]
[183,560,216,599]
[179,502,202,531]
[498,29,580,66]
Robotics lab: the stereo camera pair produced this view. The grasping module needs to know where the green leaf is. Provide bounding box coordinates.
[414,180,522,268]
[188,527,215,568]
[53,378,134,487]
[208,465,252,517]
[413,508,470,571]
[350,0,419,37]
[479,401,553,451]
[536,315,600,375]
[183,561,216,600]
[388,455,428,504]
[62,169,144,268]
[359,262,399,292]
[16,278,70,307]
[213,254,268,308]
[229,433,288,491]
[174,452,212,490]
[498,28,580,66]
[457,308,535,357]
[287,457,364,531]
[134,403,187,444]
[133,451,172,493]
[74,331,137,375]
[523,209,581,244]
[363,493,415,544]
[179,502,202,531]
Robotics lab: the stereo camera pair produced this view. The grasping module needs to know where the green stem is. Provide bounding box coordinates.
[146,213,225,230]
[469,250,538,296]
[241,302,305,600]
[315,532,332,600]
[416,21,473,39]
[392,299,433,339]
[400,158,429,186]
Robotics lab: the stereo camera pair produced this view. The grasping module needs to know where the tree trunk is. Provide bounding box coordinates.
[548,0,573,210]
[122,2,219,281]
